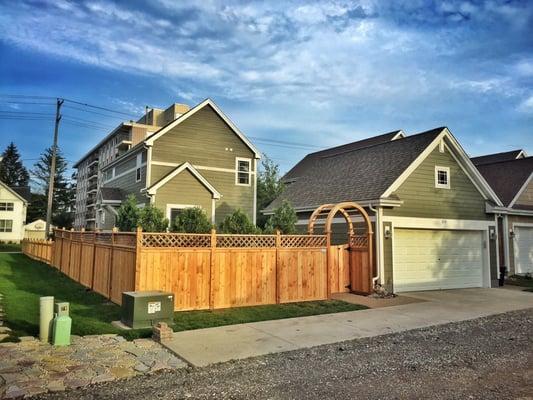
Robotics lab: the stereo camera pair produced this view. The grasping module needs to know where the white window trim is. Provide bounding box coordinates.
[435,166,450,189]
[166,204,200,222]
[0,202,14,211]
[235,157,252,186]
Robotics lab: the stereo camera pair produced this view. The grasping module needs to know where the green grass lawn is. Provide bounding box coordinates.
[0,243,21,252]
[506,275,533,292]
[0,253,367,341]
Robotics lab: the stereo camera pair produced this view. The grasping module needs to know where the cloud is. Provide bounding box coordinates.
[518,95,533,114]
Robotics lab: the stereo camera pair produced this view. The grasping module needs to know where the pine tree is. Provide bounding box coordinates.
[0,142,30,186]
[31,146,75,226]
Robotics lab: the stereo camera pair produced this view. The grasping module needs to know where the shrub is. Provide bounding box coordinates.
[171,207,212,233]
[219,209,260,234]
[138,204,168,232]
[115,195,140,232]
[265,200,297,234]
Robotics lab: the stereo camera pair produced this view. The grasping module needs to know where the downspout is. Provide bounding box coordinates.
[368,203,380,288]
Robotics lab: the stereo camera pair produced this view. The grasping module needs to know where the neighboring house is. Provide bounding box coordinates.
[473,151,533,275]
[73,99,260,230]
[265,127,503,293]
[0,181,30,243]
[24,218,53,240]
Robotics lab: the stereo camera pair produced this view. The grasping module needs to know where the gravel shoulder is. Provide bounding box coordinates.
[36,309,533,400]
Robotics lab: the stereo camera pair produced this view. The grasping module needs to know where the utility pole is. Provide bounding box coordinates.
[45,98,64,238]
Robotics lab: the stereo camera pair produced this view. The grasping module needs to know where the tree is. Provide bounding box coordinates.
[265,200,297,234]
[0,142,29,186]
[256,156,284,228]
[31,146,75,225]
[138,204,168,232]
[26,193,47,222]
[171,207,212,233]
[219,209,260,234]
[115,195,140,232]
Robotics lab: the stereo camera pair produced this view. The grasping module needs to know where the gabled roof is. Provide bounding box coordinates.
[475,157,533,208]
[265,127,502,212]
[283,130,404,181]
[471,149,526,166]
[144,162,221,199]
[145,98,260,158]
[0,181,30,203]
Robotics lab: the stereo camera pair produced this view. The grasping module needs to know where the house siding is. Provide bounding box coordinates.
[514,179,533,208]
[0,186,26,243]
[384,146,490,220]
[153,169,213,222]
[102,166,147,204]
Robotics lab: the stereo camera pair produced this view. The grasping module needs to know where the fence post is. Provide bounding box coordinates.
[108,227,117,300]
[91,228,99,290]
[79,227,85,281]
[67,228,74,276]
[134,227,142,291]
[209,228,216,310]
[326,231,331,299]
[275,230,281,304]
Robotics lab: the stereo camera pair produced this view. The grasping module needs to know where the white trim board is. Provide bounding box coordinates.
[151,160,256,175]
[296,216,376,225]
[145,98,260,158]
[145,162,221,199]
[382,216,493,231]
[166,203,200,222]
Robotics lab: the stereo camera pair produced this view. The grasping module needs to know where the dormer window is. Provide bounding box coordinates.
[236,157,251,186]
[435,166,450,189]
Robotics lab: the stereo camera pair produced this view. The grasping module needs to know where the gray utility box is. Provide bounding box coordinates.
[121,291,174,329]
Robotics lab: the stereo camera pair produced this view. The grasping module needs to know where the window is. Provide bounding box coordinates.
[0,202,14,211]
[235,157,251,186]
[166,204,198,225]
[135,153,142,182]
[435,166,450,189]
[0,220,13,232]
[136,167,141,182]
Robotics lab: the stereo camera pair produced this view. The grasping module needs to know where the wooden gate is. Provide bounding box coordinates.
[309,202,373,295]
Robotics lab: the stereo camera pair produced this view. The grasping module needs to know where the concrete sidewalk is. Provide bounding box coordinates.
[163,288,533,367]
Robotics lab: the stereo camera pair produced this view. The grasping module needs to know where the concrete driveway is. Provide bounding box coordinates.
[163,288,533,367]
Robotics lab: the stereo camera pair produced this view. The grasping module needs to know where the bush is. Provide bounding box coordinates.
[138,204,168,232]
[115,195,140,232]
[219,209,260,234]
[171,207,212,233]
[265,200,297,234]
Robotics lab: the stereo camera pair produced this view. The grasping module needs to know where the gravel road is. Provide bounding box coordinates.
[36,309,533,400]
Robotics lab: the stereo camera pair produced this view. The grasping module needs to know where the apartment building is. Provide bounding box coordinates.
[73,99,259,230]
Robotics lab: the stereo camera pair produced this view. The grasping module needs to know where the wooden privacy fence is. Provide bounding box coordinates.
[21,238,53,264]
[22,228,342,311]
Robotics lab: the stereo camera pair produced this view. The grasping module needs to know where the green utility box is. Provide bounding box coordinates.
[121,291,174,329]
[52,302,71,346]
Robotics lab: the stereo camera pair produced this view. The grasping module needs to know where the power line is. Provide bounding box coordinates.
[63,104,126,120]
[0,101,56,106]
[62,98,134,117]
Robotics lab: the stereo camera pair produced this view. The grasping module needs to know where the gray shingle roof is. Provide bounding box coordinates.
[265,128,443,212]
[475,157,533,207]
[471,150,524,166]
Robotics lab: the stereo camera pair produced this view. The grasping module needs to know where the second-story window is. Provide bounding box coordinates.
[135,153,142,182]
[235,157,251,186]
[0,202,14,211]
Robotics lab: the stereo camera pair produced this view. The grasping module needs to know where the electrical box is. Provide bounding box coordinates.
[55,302,70,317]
[52,301,71,346]
[121,291,174,329]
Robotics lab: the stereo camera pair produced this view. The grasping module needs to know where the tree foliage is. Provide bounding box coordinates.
[115,195,140,232]
[31,146,75,227]
[171,207,212,233]
[0,142,29,186]
[256,156,284,228]
[138,204,168,232]
[219,209,259,234]
[265,200,297,234]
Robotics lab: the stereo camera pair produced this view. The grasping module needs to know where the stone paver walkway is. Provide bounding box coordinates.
[0,334,187,399]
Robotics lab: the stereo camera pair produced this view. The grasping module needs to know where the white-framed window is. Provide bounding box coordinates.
[0,202,14,211]
[0,219,13,232]
[235,157,251,186]
[435,166,450,189]
[135,153,142,182]
[166,204,199,226]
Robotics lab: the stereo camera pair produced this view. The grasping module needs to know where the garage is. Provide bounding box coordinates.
[513,226,533,274]
[394,229,484,292]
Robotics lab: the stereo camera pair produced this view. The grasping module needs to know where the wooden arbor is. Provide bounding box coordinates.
[308,202,374,295]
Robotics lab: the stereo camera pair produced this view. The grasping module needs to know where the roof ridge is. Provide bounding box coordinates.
[475,155,533,167]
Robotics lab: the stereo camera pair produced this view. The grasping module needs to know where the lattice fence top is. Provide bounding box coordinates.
[281,235,327,248]
[350,235,368,248]
[217,235,276,248]
[142,233,211,248]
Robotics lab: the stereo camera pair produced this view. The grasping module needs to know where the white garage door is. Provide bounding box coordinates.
[394,229,484,292]
[514,226,533,274]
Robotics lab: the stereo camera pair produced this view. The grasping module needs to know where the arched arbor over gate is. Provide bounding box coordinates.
[308,202,374,295]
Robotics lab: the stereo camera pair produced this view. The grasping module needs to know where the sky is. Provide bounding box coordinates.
[0,0,532,176]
